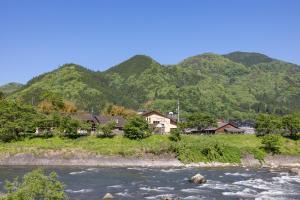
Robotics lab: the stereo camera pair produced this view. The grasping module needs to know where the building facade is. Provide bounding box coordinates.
[142,111,177,134]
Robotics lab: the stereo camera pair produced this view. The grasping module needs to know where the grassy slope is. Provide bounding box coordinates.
[0,135,299,163]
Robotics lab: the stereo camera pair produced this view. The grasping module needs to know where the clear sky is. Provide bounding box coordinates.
[0,0,299,85]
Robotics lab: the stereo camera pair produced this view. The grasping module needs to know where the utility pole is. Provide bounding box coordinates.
[177,99,180,123]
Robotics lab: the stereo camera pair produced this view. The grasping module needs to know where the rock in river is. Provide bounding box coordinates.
[190,173,207,184]
[289,168,300,176]
[103,193,114,199]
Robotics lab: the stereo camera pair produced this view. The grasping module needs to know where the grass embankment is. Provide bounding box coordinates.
[0,135,299,163]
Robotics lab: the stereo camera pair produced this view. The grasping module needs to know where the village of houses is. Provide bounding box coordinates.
[42,110,255,136]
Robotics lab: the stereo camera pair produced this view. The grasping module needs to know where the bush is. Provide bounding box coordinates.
[261,134,282,154]
[169,128,181,142]
[2,169,67,200]
[124,116,151,140]
[0,128,17,142]
[58,116,81,139]
[255,114,283,136]
[96,121,116,138]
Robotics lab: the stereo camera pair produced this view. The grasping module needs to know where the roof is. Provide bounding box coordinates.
[204,121,239,131]
[71,112,98,123]
[95,115,125,128]
[71,113,125,128]
[142,110,177,124]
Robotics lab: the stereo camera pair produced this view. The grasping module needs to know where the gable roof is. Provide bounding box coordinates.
[204,122,239,131]
[142,110,177,124]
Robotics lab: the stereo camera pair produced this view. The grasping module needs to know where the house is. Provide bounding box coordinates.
[142,111,177,134]
[184,121,244,134]
[71,112,125,133]
[203,121,244,134]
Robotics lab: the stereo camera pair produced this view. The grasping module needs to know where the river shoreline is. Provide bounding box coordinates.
[0,152,299,168]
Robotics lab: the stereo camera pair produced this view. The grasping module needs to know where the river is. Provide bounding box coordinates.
[0,166,300,199]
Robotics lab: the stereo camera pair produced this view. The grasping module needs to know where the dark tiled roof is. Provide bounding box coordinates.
[71,113,125,128]
[95,115,125,128]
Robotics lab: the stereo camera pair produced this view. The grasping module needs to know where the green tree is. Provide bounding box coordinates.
[2,169,67,200]
[261,134,282,154]
[282,113,300,139]
[0,100,41,142]
[96,121,116,138]
[255,114,283,136]
[124,116,151,140]
[57,116,81,138]
[185,113,216,130]
[0,91,5,99]
[169,128,182,142]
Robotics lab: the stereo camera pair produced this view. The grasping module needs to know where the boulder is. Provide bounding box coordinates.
[190,173,206,184]
[289,168,300,176]
[103,193,114,199]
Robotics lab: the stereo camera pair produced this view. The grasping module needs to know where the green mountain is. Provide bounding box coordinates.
[105,55,161,79]
[0,82,23,94]
[223,51,274,66]
[7,52,300,119]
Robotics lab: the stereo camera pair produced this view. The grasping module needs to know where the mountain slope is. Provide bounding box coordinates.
[105,55,161,79]
[0,82,23,94]
[223,51,274,66]
[8,52,300,119]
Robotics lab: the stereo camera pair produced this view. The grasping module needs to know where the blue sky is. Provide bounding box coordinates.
[0,0,299,85]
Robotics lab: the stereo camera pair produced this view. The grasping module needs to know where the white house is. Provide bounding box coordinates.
[142,111,177,134]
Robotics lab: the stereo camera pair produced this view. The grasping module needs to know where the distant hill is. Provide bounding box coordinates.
[105,55,161,79]
[0,82,23,94]
[8,52,300,119]
[223,51,274,66]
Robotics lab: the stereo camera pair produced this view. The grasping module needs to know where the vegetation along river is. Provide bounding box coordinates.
[0,166,300,200]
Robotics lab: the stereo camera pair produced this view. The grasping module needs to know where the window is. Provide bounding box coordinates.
[153,121,160,124]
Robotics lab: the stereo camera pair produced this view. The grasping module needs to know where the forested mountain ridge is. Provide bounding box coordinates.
[7,51,300,119]
[0,82,23,94]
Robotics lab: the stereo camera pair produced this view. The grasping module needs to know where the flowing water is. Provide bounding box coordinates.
[0,166,300,199]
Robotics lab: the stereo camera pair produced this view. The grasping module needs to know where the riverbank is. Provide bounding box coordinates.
[0,135,299,168]
[0,151,300,168]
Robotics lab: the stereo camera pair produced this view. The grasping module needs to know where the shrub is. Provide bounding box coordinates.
[0,127,17,142]
[3,169,67,200]
[169,128,181,142]
[261,134,282,154]
[124,116,151,140]
[255,114,283,136]
[96,121,116,138]
[58,116,81,139]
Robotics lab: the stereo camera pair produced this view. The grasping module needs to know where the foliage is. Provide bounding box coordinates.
[57,116,82,139]
[224,51,274,66]
[102,104,136,119]
[96,121,116,138]
[282,112,300,139]
[255,114,283,136]
[184,112,216,130]
[0,100,41,142]
[0,135,299,163]
[2,169,66,200]
[123,116,151,140]
[7,52,300,120]
[0,82,23,95]
[0,91,5,99]
[169,128,182,142]
[261,134,283,154]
